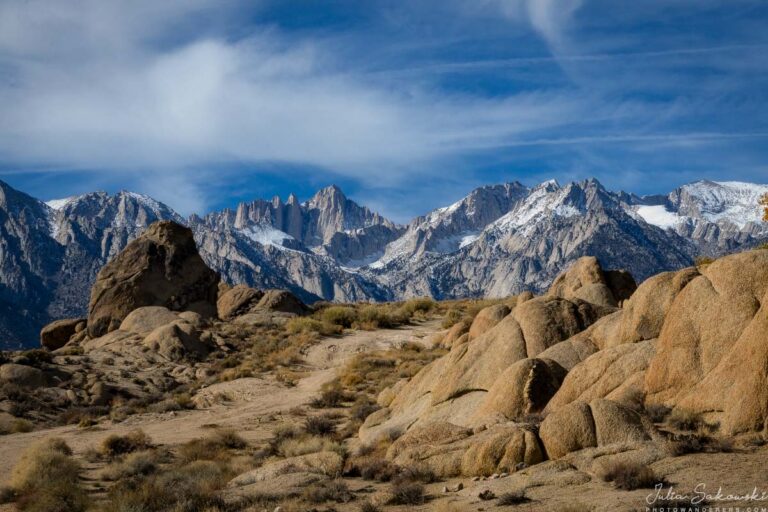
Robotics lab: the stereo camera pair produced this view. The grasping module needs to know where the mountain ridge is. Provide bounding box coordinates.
[0,176,766,348]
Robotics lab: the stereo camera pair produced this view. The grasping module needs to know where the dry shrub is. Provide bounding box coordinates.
[10,438,89,512]
[320,306,358,328]
[102,450,159,480]
[101,429,152,458]
[667,409,703,431]
[668,434,734,455]
[286,317,341,336]
[101,461,228,512]
[601,461,661,490]
[358,501,381,512]
[645,404,672,423]
[302,480,354,504]
[497,491,530,505]
[0,417,33,435]
[304,414,337,436]
[310,383,350,408]
[279,436,344,457]
[178,430,247,463]
[387,481,425,505]
[441,308,464,329]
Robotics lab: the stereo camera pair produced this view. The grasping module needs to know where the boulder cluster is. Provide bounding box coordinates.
[360,250,768,477]
[1,221,308,423]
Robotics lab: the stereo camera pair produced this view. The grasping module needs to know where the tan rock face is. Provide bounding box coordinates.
[386,422,544,477]
[216,285,264,320]
[0,363,47,388]
[441,320,471,348]
[539,399,650,459]
[473,358,567,422]
[646,249,768,434]
[618,267,699,343]
[645,250,768,411]
[546,340,656,411]
[546,256,636,307]
[40,318,84,351]
[468,304,510,340]
[119,307,180,335]
[256,289,308,314]
[87,221,220,338]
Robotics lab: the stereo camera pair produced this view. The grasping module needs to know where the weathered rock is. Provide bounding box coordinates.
[546,340,656,411]
[647,249,768,434]
[142,321,209,361]
[0,363,47,388]
[468,304,510,340]
[539,401,597,459]
[386,422,544,477]
[546,256,636,307]
[217,285,265,320]
[441,320,471,348]
[540,399,652,459]
[512,297,614,357]
[645,250,768,417]
[119,307,180,335]
[618,267,699,343]
[40,318,84,350]
[256,290,308,315]
[87,221,220,338]
[473,358,567,422]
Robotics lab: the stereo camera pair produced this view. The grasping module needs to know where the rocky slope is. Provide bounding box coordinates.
[0,177,765,349]
[359,248,768,481]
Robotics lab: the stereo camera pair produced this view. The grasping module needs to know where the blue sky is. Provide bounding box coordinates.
[0,0,766,222]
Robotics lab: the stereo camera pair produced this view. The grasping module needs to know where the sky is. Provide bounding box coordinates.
[0,0,766,222]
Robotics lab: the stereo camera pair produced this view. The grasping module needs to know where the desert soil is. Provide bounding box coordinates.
[2,319,767,512]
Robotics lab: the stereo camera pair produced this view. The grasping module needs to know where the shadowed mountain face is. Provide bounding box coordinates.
[0,178,766,349]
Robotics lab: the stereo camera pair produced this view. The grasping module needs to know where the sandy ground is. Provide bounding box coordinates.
[0,320,439,485]
[3,319,768,511]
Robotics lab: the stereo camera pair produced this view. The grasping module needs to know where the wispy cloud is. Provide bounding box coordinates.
[0,0,766,218]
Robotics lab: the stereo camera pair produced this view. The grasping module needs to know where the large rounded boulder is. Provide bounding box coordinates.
[87,221,220,338]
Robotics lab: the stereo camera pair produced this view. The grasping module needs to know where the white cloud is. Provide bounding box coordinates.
[0,0,603,213]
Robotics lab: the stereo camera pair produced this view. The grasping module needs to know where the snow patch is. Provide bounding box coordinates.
[241,224,294,248]
[636,205,680,229]
[46,197,77,210]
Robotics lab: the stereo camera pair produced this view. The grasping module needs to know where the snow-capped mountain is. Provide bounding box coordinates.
[629,180,768,254]
[0,177,765,349]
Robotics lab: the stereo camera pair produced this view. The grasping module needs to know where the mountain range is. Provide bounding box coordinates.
[0,177,766,349]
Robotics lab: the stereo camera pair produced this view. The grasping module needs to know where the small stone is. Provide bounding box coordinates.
[442,486,449,493]
[454,482,464,491]
[491,473,499,479]
[471,476,480,482]
[500,472,509,478]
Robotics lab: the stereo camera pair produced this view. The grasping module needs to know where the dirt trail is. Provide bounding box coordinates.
[0,320,441,485]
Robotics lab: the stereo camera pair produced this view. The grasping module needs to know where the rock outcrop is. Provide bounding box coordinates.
[87,221,220,338]
[40,318,85,351]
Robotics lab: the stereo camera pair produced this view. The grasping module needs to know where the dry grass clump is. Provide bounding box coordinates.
[600,461,662,490]
[102,450,160,480]
[304,414,337,436]
[0,417,33,435]
[285,317,342,336]
[178,429,248,463]
[8,437,89,512]
[441,308,464,328]
[101,429,152,458]
[337,342,446,398]
[100,460,230,512]
[279,436,344,457]
[668,433,734,455]
[358,501,381,512]
[695,256,715,267]
[320,306,358,328]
